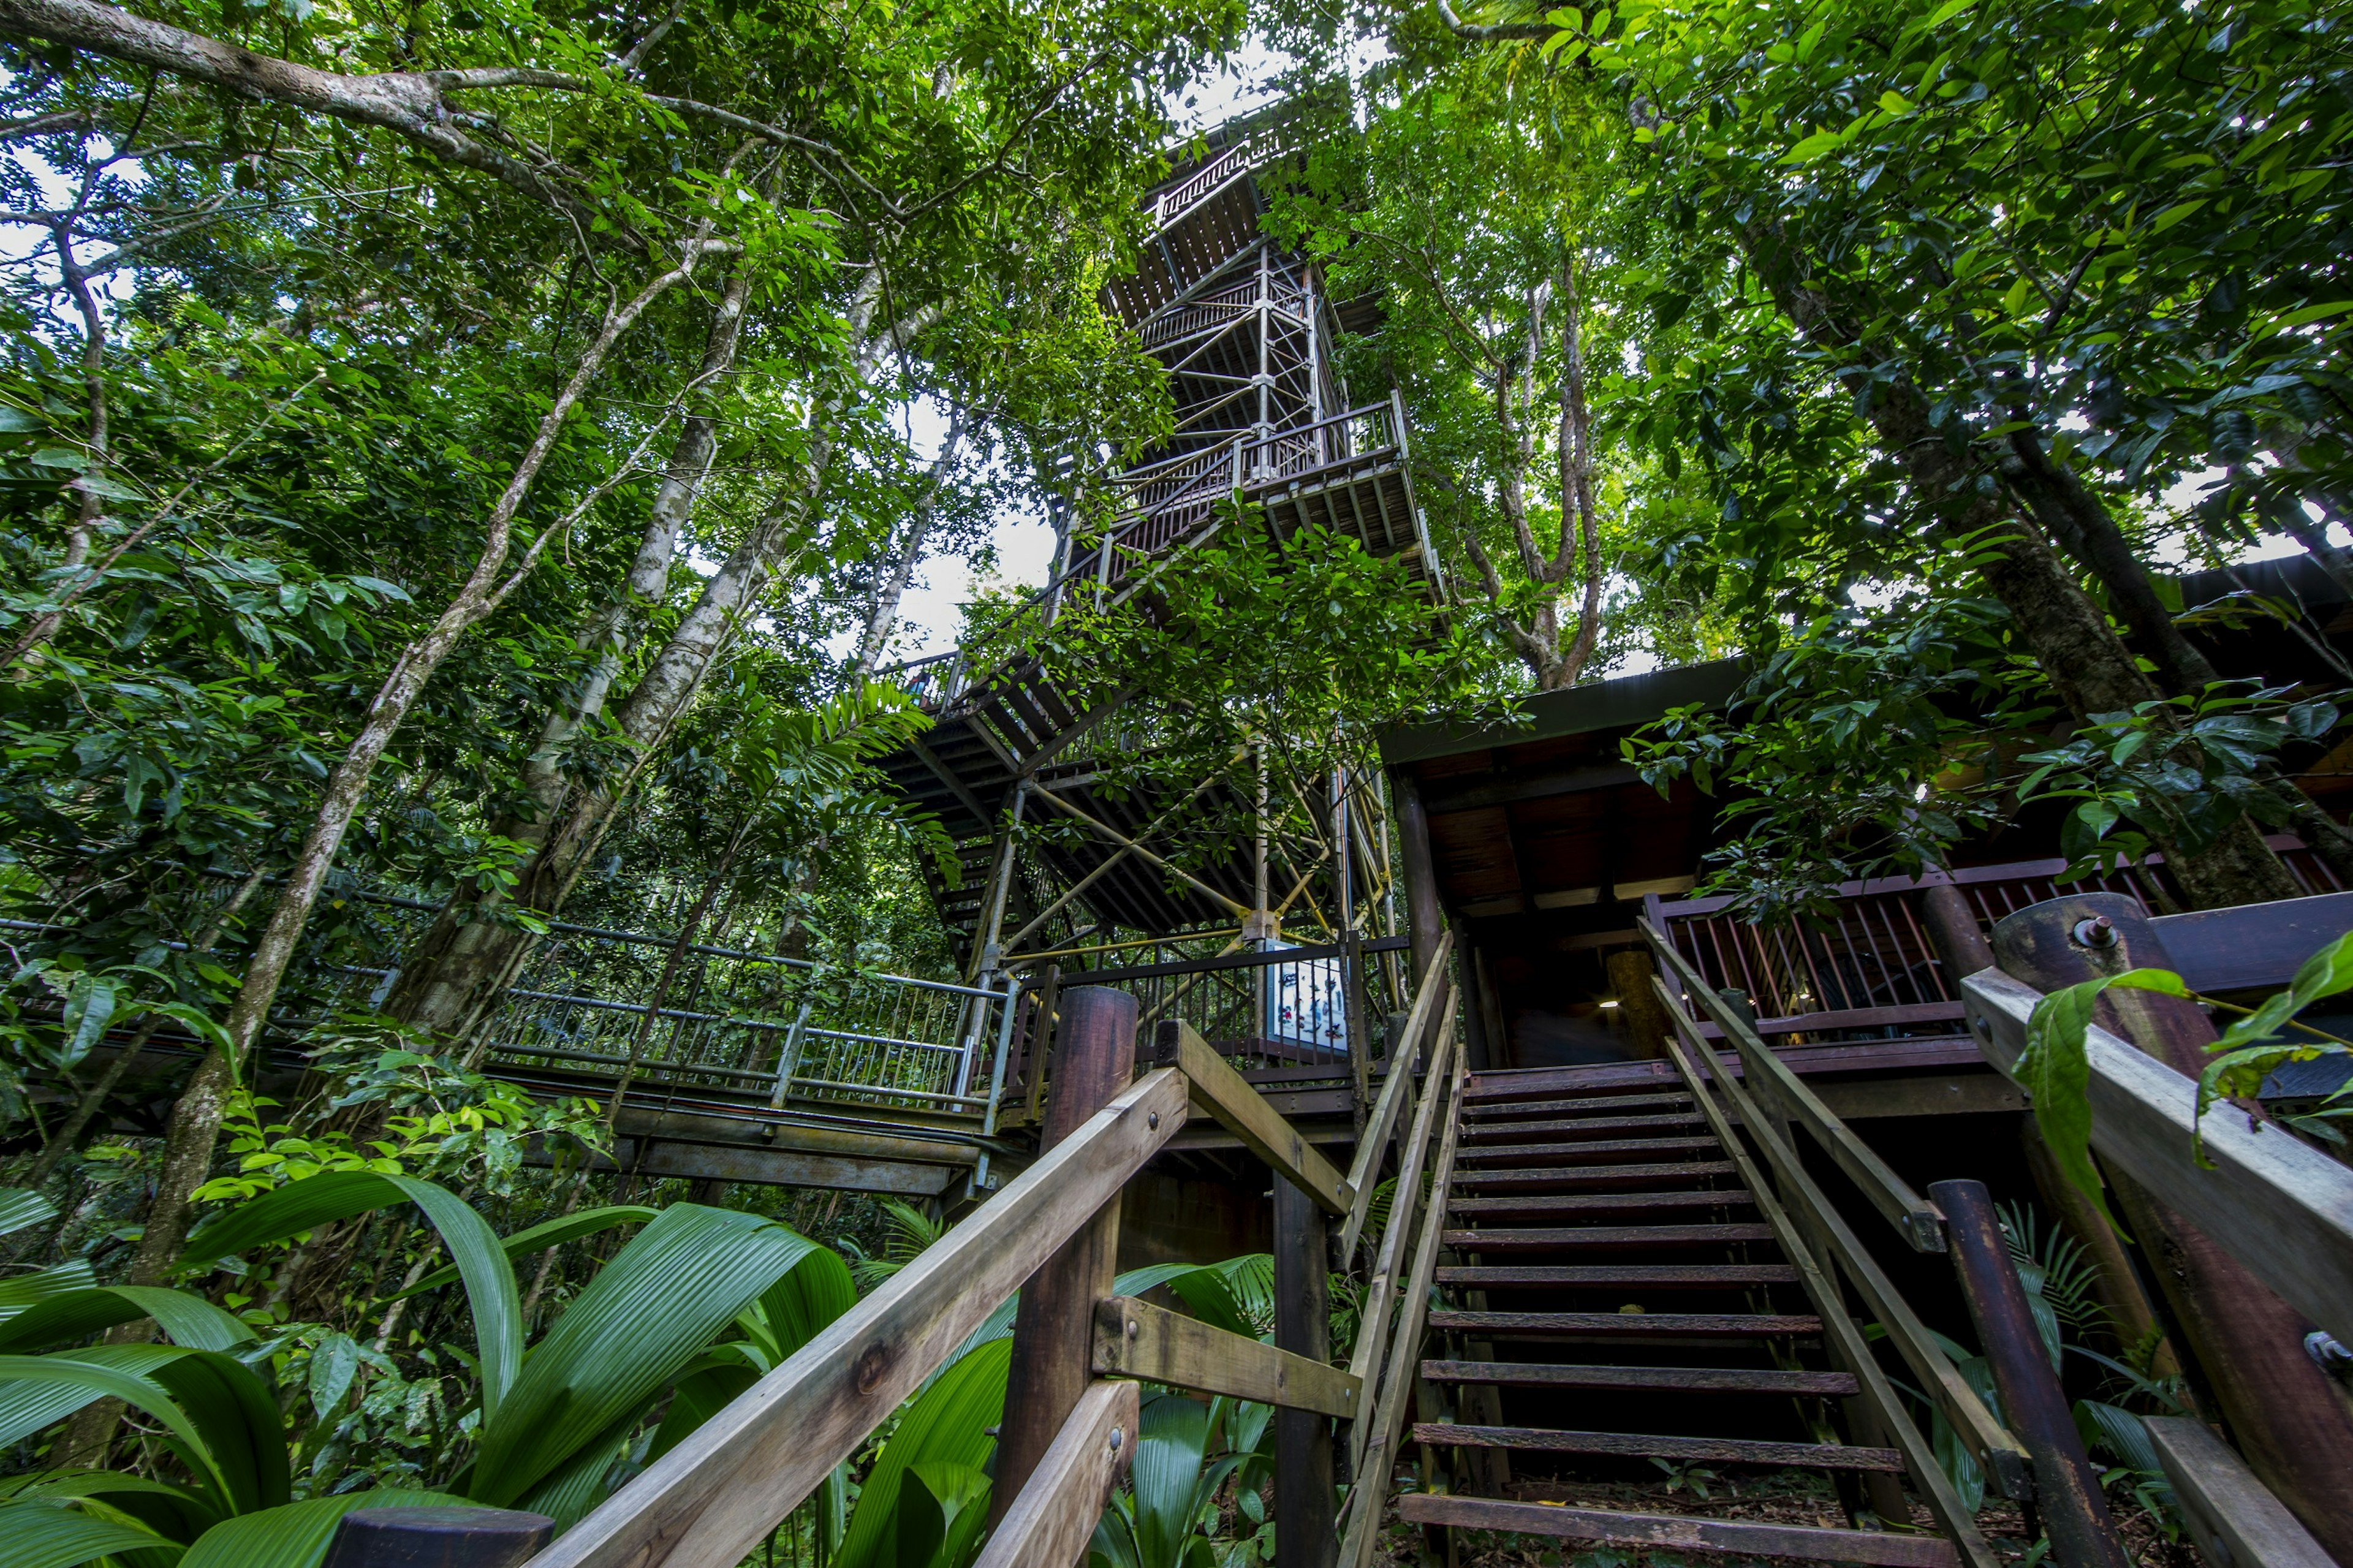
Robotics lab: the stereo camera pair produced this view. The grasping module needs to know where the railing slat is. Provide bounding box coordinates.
[526,1069,1188,1568]
[1092,1296,1360,1418]
[1642,918,1945,1251]
[1339,930,1454,1260]
[969,1380,1139,1568]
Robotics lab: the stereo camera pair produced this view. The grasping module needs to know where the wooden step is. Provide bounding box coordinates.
[1465,1092,1694,1122]
[1437,1264,1799,1289]
[1457,1137,1722,1168]
[1420,1360,1860,1397]
[1397,1494,1960,1567]
[1430,1310,1824,1339]
[1452,1161,1739,1192]
[1462,1113,1707,1144]
[1450,1190,1756,1221]
[1443,1223,1776,1252]
[1411,1424,1907,1472]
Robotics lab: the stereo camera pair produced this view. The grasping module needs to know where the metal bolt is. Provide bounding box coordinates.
[1147,1112,1160,1131]
[1109,1426,1124,1452]
[1126,1318,1139,1338]
[2072,914,2118,949]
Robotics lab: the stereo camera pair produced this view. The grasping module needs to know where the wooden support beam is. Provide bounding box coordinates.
[1023,778,1249,915]
[1275,1175,1338,1568]
[971,1379,1139,1568]
[1152,1020,1352,1215]
[1642,920,1946,1251]
[526,1067,1186,1568]
[1961,967,2353,1349]
[2145,1417,2340,1568]
[1092,1296,1360,1418]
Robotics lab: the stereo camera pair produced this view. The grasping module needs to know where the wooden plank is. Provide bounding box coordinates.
[1441,1223,1774,1251]
[1642,926,1947,1252]
[1339,931,1454,1259]
[1427,1310,1822,1339]
[1398,1494,1960,1568]
[1963,968,2353,1349]
[2148,890,2353,995]
[2145,1416,2340,1568]
[564,1139,958,1197]
[1434,1264,1799,1288]
[1457,1136,1722,1166]
[1654,1026,2017,1567]
[1452,1160,1738,1191]
[971,1380,1139,1568]
[1419,1361,1859,1396]
[1447,1191,1756,1221]
[1460,1113,1705,1143]
[1463,1091,1694,1121]
[1093,1296,1360,1418]
[1692,1001,1969,1039]
[1411,1425,1908,1472]
[528,1069,1188,1568]
[1151,1020,1352,1215]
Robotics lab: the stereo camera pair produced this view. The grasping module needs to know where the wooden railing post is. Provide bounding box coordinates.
[1989,893,2353,1564]
[325,1507,553,1567]
[991,985,1139,1529]
[1275,1178,1337,1568]
[1929,1179,2129,1568]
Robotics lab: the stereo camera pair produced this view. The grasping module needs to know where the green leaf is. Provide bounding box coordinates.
[1925,0,1978,25]
[150,1350,291,1516]
[2018,970,2192,1231]
[392,1205,657,1298]
[0,1497,185,1568]
[835,1338,1011,1568]
[1781,130,1846,164]
[0,1188,57,1238]
[177,1491,452,1568]
[2274,300,2353,330]
[0,1350,237,1514]
[0,1287,257,1355]
[471,1205,819,1509]
[175,1172,520,1425]
[0,1260,100,1322]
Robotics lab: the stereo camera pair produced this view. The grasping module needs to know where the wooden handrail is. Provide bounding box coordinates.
[1337,1055,1466,1568]
[1961,967,2353,1348]
[527,1069,1188,1568]
[1641,918,1946,1251]
[1339,929,1454,1259]
[1650,980,2031,1496]
[1346,1007,1459,1466]
[1654,1025,2007,1568]
[1151,1020,1353,1214]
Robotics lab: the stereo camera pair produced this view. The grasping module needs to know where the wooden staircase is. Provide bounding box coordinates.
[1399,1070,1965,1567]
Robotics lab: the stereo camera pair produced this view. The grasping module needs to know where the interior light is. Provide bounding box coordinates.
[1599,999,1620,1009]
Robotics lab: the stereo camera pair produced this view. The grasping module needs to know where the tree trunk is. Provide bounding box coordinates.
[1739,219,2298,908]
[849,411,969,681]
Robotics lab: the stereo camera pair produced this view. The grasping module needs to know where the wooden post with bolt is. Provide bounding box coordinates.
[990,986,1140,1528]
[1988,893,2353,1564]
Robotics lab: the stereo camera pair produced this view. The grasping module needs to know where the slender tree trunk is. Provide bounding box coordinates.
[849,411,969,681]
[100,251,711,1410]
[1740,218,2298,907]
[385,293,938,1047]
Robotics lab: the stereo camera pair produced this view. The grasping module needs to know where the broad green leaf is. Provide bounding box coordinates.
[177,1491,452,1568]
[392,1205,657,1298]
[0,1496,185,1568]
[1781,130,1846,164]
[0,1187,58,1238]
[750,1244,857,1362]
[2275,300,2353,330]
[472,1205,818,1509]
[150,1350,290,1516]
[0,1350,235,1513]
[175,1172,520,1425]
[0,1260,100,1322]
[835,1338,1011,1568]
[0,1286,257,1355]
[2017,969,2194,1231]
